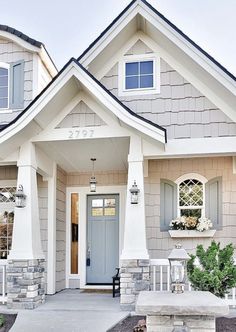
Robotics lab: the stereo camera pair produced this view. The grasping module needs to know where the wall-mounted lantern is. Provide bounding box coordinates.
[168,244,190,294]
[129,181,140,204]
[15,185,26,208]
[90,158,97,192]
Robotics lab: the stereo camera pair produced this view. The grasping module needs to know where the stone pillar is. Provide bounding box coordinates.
[7,259,45,309]
[120,136,150,310]
[120,259,150,311]
[7,142,45,309]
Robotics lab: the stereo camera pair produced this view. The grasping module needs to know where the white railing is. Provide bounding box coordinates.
[0,260,7,304]
[150,259,236,307]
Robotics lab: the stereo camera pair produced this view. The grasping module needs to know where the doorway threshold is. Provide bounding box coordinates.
[82,285,112,290]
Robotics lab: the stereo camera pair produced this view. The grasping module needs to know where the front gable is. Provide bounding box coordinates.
[79,0,236,132]
[101,39,236,140]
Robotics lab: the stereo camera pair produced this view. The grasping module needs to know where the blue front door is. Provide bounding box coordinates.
[86,194,119,284]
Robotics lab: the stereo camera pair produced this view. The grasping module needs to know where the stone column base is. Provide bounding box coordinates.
[147,315,215,332]
[120,259,150,311]
[7,259,45,309]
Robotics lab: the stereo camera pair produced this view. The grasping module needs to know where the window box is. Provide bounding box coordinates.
[168,229,216,238]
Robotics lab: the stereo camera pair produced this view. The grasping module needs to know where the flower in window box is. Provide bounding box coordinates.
[184,216,198,230]
[169,217,186,230]
[196,217,212,232]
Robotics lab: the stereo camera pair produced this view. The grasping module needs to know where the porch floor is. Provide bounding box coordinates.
[3,289,129,332]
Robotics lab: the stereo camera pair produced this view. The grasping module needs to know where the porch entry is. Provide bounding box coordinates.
[86,194,119,284]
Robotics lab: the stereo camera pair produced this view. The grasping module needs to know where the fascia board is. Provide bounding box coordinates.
[80,3,140,67]
[0,30,40,53]
[138,4,236,94]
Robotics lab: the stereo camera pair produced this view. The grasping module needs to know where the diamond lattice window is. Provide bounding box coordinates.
[0,187,16,259]
[179,179,203,219]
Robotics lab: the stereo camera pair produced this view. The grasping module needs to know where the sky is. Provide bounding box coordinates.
[0,0,235,76]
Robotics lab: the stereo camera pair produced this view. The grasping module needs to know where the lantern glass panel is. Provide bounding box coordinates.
[131,193,138,204]
[170,260,186,283]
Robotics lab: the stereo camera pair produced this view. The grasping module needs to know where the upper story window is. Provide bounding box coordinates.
[0,64,9,109]
[0,61,24,111]
[118,54,160,96]
[125,60,153,90]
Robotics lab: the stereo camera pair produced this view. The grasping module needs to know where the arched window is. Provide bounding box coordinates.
[0,63,9,109]
[175,174,207,220]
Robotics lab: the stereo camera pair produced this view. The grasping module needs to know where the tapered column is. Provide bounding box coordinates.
[9,142,44,259]
[120,136,150,310]
[7,142,45,309]
[121,135,149,260]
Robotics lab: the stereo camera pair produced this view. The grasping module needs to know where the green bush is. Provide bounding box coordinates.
[0,314,5,327]
[187,241,236,298]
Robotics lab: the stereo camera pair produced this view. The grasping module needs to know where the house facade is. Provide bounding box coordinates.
[0,0,235,310]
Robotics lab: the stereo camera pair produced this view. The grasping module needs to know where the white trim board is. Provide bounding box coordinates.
[66,185,126,289]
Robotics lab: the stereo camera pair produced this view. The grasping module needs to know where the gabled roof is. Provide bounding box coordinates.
[0,58,166,142]
[78,0,235,82]
[0,24,43,48]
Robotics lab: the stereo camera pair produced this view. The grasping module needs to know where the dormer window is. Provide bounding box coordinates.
[118,54,160,96]
[0,61,24,111]
[0,64,9,109]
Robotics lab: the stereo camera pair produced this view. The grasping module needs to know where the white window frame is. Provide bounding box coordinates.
[0,180,17,259]
[175,173,208,219]
[0,62,10,110]
[118,53,160,96]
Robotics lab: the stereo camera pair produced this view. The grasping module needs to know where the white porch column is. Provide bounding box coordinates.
[7,142,45,309]
[46,163,57,294]
[121,135,149,260]
[120,135,150,311]
[9,142,44,260]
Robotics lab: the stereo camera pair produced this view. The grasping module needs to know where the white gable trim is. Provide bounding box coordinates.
[0,61,166,149]
[80,0,235,95]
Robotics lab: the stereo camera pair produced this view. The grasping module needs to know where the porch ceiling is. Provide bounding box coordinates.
[36,137,129,173]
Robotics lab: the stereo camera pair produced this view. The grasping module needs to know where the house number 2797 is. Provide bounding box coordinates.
[68,129,95,139]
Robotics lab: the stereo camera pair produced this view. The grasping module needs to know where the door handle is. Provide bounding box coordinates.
[86,246,91,266]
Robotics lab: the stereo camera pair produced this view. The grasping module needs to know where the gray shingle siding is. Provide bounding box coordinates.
[100,42,236,140]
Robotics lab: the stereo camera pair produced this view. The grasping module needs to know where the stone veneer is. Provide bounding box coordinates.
[7,259,45,309]
[147,315,215,331]
[120,259,150,310]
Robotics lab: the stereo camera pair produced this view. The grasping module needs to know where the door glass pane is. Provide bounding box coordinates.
[104,198,115,207]
[92,199,103,207]
[71,193,79,274]
[104,207,116,216]
[92,208,103,216]
[0,187,16,259]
